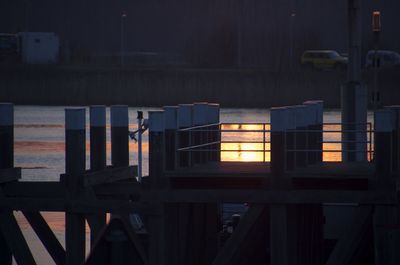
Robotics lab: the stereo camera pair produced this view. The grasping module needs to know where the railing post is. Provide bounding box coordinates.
[0,103,13,265]
[177,104,193,168]
[64,108,86,265]
[193,102,209,165]
[89,105,107,247]
[164,106,178,171]
[208,103,220,162]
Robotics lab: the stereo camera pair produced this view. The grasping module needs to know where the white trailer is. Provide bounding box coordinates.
[18,32,59,64]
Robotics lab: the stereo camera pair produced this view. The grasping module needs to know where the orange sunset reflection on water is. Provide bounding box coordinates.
[219,124,365,162]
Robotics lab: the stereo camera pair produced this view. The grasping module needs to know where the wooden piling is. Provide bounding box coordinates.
[304,100,323,163]
[373,109,399,265]
[110,105,129,168]
[164,106,178,171]
[374,110,394,177]
[65,108,86,265]
[193,102,209,164]
[0,103,14,265]
[148,111,166,265]
[286,107,296,171]
[270,107,291,265]
[294,105,308,168]
[208,103,221,162]
[270,107,287,179]
[89,105,107,247]
[177,104,193,168]
[384,106,400,173]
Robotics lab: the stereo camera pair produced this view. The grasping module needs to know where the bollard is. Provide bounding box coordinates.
[110,105,129,168]
[65,108,86,265]
[294,105,308,168]
[193,102,209,165]
[304,100,324,163]
[374,109,395,178]
[208,103,221,162]
[177,104,193,167]
[0,103,13,265]
[164,106,178,171]
[89,105,107,248]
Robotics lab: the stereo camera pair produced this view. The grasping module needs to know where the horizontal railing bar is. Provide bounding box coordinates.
[221,141,271,144]
[178,141,221,151]
[178,149,271,152]
[178,123,221,131]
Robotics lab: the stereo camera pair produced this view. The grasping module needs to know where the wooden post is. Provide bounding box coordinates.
[148,111,166,265]
[270,107,287,179]
[303,102,317,165]
[373,109,399,265]
[177,104,193,168]
[65,108,86,265]
[208,103,220,162]
[374,109,394,178]
[286,107,296,171]
[89,105,107,247]
[193,102,209,165]
[0,103,13,265]
[110,105,129,168]
[384,106,400,173]
[270,107,291,265]
[294,105,308,168]
[164,106,178,171]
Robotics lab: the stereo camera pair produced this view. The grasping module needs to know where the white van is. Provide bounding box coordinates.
[365,50,400,68]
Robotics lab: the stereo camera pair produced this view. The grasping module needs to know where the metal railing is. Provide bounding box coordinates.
[176,122,374,163]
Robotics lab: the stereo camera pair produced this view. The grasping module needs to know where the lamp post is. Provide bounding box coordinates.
[372,11,381,112]
[120,11,127,66]
[289,12,296,68]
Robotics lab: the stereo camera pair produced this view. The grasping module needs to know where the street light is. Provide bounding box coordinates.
[372,11,381,111]
[120,11,127,66]
[289,12,296,68]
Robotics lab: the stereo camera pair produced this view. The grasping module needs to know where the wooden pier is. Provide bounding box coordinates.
[0,101,399,265]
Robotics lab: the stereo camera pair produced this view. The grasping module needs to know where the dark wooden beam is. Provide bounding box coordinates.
[0,211,37,265]
[325,206,372,265]
[23,211,66,265]
[0,167,21,183]
[140,190,397,204]
[211,205,265,265]
[3,182,67,198]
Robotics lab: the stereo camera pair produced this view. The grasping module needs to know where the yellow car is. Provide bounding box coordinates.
[301,50,348,70]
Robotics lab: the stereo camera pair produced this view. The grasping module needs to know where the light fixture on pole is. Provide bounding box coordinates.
[120,11,127,66]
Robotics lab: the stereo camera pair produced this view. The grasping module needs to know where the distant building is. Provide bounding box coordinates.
[0,0,398,67]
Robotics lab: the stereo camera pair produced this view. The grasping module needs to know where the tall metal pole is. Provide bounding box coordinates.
[120,11,126,66]
[342,0,367,162]
[236,0,242,67]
